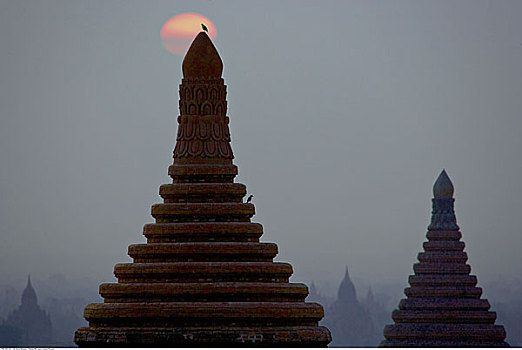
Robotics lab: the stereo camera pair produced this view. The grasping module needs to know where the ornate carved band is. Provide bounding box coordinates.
[179,78,227,117]
[428,198,460,231]
[173,115,234,162]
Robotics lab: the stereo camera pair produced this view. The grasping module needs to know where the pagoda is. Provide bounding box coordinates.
[4,276,53,346]
[380,170,509,347]
[323,267,375,347]
[74,32,331,347]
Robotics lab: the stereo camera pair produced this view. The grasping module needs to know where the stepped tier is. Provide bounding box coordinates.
[143,222,264,243]
[380,170,509,347]
[74,32,331,347]
[99,282,310,302]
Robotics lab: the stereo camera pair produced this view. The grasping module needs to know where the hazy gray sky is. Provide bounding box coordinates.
[1,0,521,294]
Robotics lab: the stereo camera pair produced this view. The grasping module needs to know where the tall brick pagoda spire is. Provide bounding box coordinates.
[74,32,331,347]
[380,170,509,347]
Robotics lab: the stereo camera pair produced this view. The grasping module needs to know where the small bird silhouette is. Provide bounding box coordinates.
[246,195,253,203]
[201,23,208,32]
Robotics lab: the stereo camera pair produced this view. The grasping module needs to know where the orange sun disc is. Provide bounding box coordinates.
[161,13,217,56]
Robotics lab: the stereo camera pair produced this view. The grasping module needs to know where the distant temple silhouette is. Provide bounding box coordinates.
[307,281,329,307]
[364,286,392,345]
[323,267,375,346]
[74,32,331,346]
[381,170,509,347]
[3,276,52,346]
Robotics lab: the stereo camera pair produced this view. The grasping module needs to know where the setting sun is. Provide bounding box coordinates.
[161,13,217,56]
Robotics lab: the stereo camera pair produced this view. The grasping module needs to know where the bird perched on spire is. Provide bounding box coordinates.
[201,23,208,33]
[246,194,253,203]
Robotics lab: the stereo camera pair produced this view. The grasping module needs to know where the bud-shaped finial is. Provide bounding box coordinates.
[428,169,459,231]
[182,32,223,78]
[433,169,454,198]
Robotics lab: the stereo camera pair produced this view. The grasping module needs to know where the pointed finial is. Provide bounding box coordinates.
[182,32,223,78]
[22,274,37,306]
[428,169,459,231]
[433,169,454,198]
[201,23,208,32]
[338,265,357,302]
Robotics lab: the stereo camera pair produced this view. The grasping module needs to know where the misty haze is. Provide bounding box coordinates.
[1,0,521,346]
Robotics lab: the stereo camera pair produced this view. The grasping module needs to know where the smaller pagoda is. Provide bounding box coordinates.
[381,170,509,347]
[323,267,375,347]
[4,276,52,346]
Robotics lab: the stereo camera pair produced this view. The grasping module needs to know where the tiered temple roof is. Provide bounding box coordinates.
[380,170,509,347]
[74,32,331,347]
